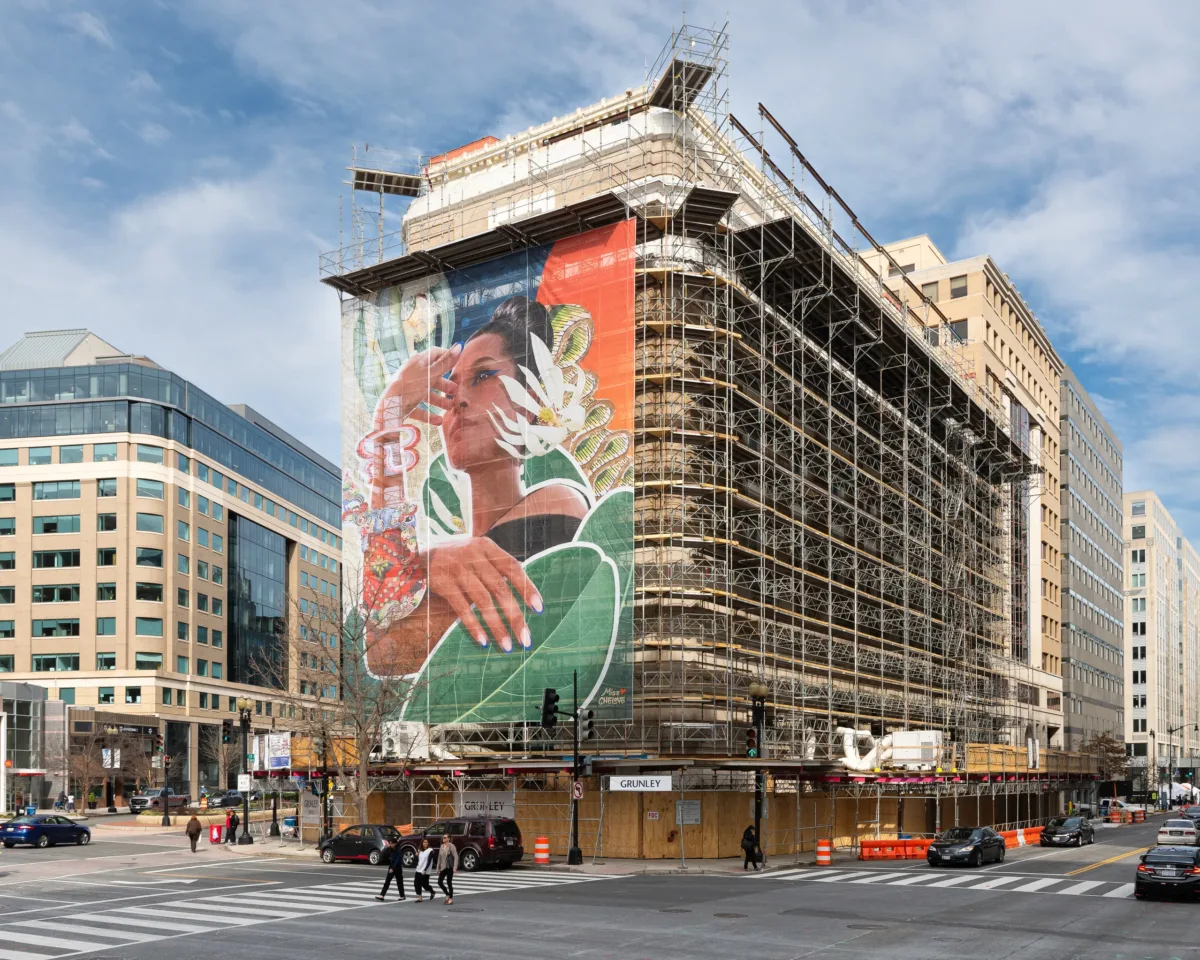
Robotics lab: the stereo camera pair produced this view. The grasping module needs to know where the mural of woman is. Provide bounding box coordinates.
[359,296,592,675]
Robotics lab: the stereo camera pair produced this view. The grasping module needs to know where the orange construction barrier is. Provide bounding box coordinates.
[816,838,832,866]
[905,839,932,858]
[534,836,550,865]
[1133,809,1145,824]
[1110,809,1120,824]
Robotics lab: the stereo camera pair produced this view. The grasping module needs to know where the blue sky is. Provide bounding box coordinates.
[4,2,1199,535]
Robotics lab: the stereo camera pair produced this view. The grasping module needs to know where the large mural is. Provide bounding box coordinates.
[340,219,636,724]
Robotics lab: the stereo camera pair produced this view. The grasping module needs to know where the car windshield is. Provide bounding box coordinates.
[1048,818,1081,829]
[1145,850,1198,865]
[1186,807,1200,816]
[494,820,520,840]
[938,828,978,842]
[1164,820,1195,829]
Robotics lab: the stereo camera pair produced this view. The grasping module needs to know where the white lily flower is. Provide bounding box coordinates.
[486,333,587,459]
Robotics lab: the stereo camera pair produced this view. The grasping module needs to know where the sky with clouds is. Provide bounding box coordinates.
[3,1,1198,535]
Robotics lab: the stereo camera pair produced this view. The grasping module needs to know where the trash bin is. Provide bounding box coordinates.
[209,824,224,844]
[25,805,35,816]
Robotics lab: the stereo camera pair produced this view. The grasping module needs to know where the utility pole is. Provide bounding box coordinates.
[748,681,769,862]
[568,669,583,866]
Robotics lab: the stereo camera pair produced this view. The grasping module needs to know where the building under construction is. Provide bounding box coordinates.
[321,26,1098,856]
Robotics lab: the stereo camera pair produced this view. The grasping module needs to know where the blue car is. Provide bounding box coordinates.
[0,815,91,848]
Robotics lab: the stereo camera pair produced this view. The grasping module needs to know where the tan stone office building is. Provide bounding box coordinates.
[863,237,1066,749]
[0,330,342,801]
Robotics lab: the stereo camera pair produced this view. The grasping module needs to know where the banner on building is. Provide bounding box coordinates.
[340,220,636,725]
[266,733,291,771]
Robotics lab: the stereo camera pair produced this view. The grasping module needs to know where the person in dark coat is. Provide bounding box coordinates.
[227,810,240,843]
[375,839,407,902]
[741,824,761,871]
[185,814,202,853]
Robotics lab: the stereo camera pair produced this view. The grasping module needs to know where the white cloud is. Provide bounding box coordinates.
[138,121,171,145]
[66,11,115,49]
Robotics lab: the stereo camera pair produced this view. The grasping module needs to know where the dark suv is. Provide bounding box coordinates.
[319,824,403,865]
[398,817,523,872]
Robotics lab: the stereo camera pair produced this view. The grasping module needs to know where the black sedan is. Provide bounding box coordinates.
[1135,845,1200,899]
[1181,805,1200,824]
[926,826,1006,867]
[1,815,91,848]
[1040,816,1095,847]
[319,824,402,865]
[205,790,263,809]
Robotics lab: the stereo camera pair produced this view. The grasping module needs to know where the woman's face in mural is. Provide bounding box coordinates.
[442,332,524,471]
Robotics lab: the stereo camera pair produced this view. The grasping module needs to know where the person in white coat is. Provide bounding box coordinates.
[413,838,435,902]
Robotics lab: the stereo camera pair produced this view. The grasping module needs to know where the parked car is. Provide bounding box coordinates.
[1156,819,1199,846]
[396,816,523,872]
[319,824,402,865]
[1179,804,1200,824]
[1,815,91,848]
[1135,845,1200,899]
[205,789,262,809]
[1098,798,1144,819]
[926,826,1006,867]
[1040,816,1095,847]
[129,788,190,813]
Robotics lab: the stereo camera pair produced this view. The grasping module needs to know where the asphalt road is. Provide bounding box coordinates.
[0,819,1195,959]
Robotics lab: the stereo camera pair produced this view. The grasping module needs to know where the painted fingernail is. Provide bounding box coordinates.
[500,635,513,653]
[519,627,531,649]
[531,592,544,613]
[474,631,488,648]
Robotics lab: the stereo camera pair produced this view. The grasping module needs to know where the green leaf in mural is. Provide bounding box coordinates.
[522,447,592,497]
[402,544,618,724]
[421,453,465,535]
[575,489,633,602]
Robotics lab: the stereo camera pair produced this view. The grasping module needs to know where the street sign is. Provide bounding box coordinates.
[676,800,701,825]
[572,781,584,800]
[237,774,252,792]
[607,775,672,792]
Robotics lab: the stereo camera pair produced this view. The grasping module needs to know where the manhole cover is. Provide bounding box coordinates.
[659,908,691,913]
[714,912,747,918]
[847,923,887,930]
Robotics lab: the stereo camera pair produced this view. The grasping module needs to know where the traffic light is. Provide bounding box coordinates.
[153,732,164,753]
[580,708,595,741]
[221,719,233,745]
[745,728,758,758]
[540,688,560,731]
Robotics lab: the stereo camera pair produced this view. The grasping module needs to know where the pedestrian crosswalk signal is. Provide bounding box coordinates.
[745,729,758,758]
[540,688,560,731]
[580,708,595,741]
[153,732,164,753]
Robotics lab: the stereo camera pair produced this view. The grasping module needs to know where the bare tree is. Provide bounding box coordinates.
[1082,732,1129,784]
[197,723,242,790]
[48,723,152,807]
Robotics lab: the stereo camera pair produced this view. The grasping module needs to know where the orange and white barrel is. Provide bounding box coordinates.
[816,838,832,866]
[534,836,550,865]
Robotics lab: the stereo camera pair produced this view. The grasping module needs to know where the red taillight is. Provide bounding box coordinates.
[488,836,496,849]
[1188,867,1200,876]
[1137,864,1153,873]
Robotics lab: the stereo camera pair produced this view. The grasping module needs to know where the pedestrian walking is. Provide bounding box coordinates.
[413,839,435,902]
[227,810,240,843]
[741,824,761,871]
[437,835,458,905]
[374,839,407,902]
[55,791,67,811]
[185,813,202,853]
[67,793,75,813]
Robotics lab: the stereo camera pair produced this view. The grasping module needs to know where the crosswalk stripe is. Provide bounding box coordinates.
[74,913,214,933]
[0,948,57,960]
[761,869,1141,899]
[0,929,102,951]
[967,876,1023,890]
[846,872,910,884]
[1052,881,1105,896]
[194,896,338,911]
[1103,883,1135,898]
[1008,878,1062,894]
[185,900,308,917]
[811,871,866,882]
[12,920,162,943]
[888,874,943,886]
[117,906,260,925]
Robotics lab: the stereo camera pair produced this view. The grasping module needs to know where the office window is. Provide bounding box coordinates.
[0,655,11,672]
[197,625,208,644]
[57,688,75,705]
[0,483,12,502]
[265,499,275,517]
[210,662,222,680]
[300,545,308,562]
[212,503,223,522]
[1132,549,1146,563]
[199,692,208,709]
[300,571,308,588]
[319,528,328,544]
[0,587,12,604]
[212,470,223,490]
[330,584,337,601]
[197,593,209,613]
[212,628,222,648]
[96,652,116,670]
[176,655,189,674]
[32,654,79,671]
[135,582,163,603]
[135,547,163,567]
[212,533,223,553]
[125,687,142,704]
[177,690,186,708]
[212,597,223,617]
[176,452,190,473]
[0,621,13,639]
[320,579,328,596]
[0,518,15,536]
[254,492,263,510]
[97,512,117,532]
[136,444,163,464]
[176,620,189,641]
[178,520,190,542]
[96,617,116,636]
[33,481,80,500]
[1131,501,1146,517]
[31,584,80,603]
[28,447,52,465]
[228,696,236,711]
[197,658,208,677]
[197,496,209,516]
[33,515,80,534]
[97,547,116,566]
[178,488,190,508]
[0,552,12,570]
[330,560,338,574]
[240,485,250,503]
[212,565,223,585]
[299,598,308,614]
[97,478,117,497]
[93,443,118,462]
[59,445,84,464]
[32,619,80,637]
[98,686,115,704]
[136,479,164,500]
[197,528,209,548]
[136,513,164,534]
[134,651,162,669]
[162,687,173,706]
[197,560,209,580]
[227,477,237,496]
[135,617,164,637]
[177,587,189,608]
[177,553,189,575]
[0,450,15,467]
[97,582,116,601]
[949,275,967,299]
[1131,525,1146,539]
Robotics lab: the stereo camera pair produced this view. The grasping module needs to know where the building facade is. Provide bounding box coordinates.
[1059,367,1124,750]
[1125,492,1200,791]
[0,330,342,800]
[1,680,67,812]
[864,236,1066,749]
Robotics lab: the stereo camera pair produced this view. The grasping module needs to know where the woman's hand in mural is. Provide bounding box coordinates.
[371,343,462,432]
[425,538,543,653]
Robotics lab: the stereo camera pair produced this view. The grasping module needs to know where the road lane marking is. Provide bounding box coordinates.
[119,906,259,924]
[73,912,213,933]
[13,920,161,942]
[846,872,910,884]
[1103,883,1136,898]
[1066,846,1151,876]
[967,876,1023,890]
[0,930,102,951]
[1052,880,1106,896]
[923,875,978,887]
[1008,878,1061,893]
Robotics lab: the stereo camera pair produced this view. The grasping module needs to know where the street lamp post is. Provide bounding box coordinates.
[103,725,119,814]
[236,697,254,845]
[1165,723,1199,808]
[748,681,770,863]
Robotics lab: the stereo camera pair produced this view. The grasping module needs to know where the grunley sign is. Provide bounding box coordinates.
[607,776,673,792]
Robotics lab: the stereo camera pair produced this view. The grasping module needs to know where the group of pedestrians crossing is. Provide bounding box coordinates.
[375,836,458,905]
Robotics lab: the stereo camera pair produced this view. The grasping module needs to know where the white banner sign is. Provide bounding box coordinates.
[676,799,701,825]
[607,776,672,792]
[237,773,252,792]
[266,733,291,771]
[456,791,515,819]
[102,748,121,770]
